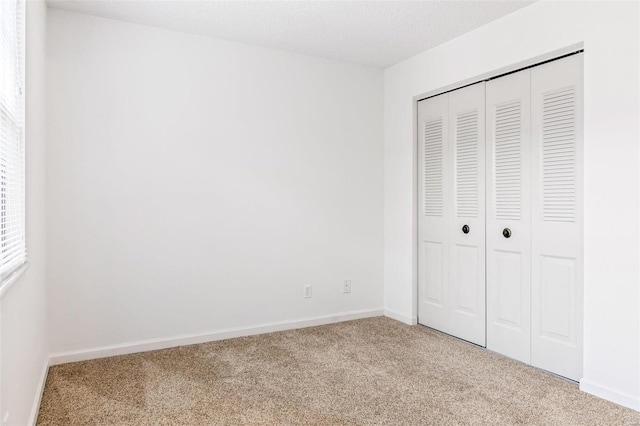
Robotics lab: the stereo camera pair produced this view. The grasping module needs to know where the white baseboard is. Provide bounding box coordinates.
[580,378,640,412]
[48,308,384,366]
[384,308,417,325]
[28,358,50,426]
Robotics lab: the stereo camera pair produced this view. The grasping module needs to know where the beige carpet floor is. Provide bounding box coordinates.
[38,317,640,425]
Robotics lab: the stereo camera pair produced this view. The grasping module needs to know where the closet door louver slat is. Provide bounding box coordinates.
[423,119,443,217]
[456,111,478,218]
[541,88,576,223]
[494,100,522,221]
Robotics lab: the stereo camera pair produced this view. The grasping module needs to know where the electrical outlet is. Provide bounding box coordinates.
[343,279,352,294]
[304,284,312,299]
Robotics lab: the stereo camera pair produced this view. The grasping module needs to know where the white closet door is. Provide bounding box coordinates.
[486,70,532,363]
[531,54,583,381]
[448,83,486,346]
[417,93,450,333]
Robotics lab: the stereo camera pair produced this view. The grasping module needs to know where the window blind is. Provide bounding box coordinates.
[0,0,26,282]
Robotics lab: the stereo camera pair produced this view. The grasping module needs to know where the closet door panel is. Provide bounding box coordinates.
[486,70,531,363]
[531,53,583,381]
[417,94,450,333]
[448,82,486,346]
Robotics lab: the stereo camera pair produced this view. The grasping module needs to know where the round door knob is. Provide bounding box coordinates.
[462,225,470,234]
[503,228,512,238]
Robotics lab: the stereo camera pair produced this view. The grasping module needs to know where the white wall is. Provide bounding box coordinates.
[384,1,639,410]
[46,10,384,355]
[0,1,49,424]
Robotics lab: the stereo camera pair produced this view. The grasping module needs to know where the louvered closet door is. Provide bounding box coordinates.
[530,54,583,381]
[486,70,532,363]
[417,93,450,333]
[448,83,486,346]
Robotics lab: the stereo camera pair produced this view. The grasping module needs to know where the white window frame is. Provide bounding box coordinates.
[0,0,27,296]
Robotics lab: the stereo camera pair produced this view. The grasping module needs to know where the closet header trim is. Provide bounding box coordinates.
[414,44,584,103]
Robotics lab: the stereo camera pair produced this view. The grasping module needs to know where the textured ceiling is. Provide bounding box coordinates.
[46,0,534,68]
